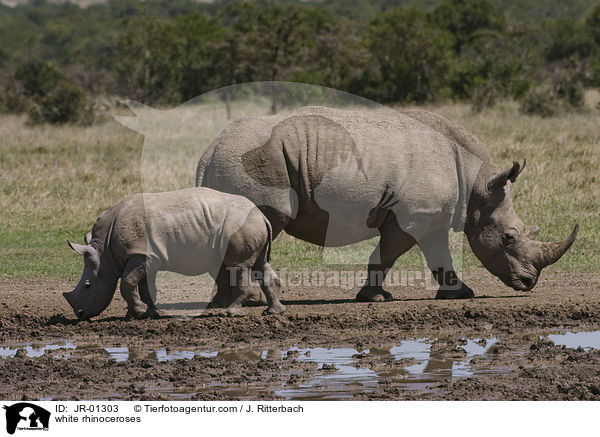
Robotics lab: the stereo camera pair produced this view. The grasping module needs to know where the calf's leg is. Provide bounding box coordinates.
[207,265,234,308]
[256,262,285,315]
[121,256,150,320]
[138,270,160,319]
[220,267,252,317]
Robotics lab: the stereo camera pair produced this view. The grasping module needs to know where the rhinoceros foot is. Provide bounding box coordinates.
[263,302,286,316]
[435,284,475,300]
[209,290,268,308]
[217,307,246,317]
[356,286,394,302]
[243,292,269,307]
[207,292,231,309]
[145,307,161,319]
[125,304,151,321]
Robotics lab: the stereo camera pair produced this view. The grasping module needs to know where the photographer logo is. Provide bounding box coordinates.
[3,403,50,434]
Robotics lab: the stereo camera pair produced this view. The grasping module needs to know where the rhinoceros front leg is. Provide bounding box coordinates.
[120,256,150,320]
[357,213,417,302]
[418,231,474,299]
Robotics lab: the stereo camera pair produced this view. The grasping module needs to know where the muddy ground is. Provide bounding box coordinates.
[1,270,599,401]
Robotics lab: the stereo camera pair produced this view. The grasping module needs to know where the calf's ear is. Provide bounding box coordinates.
[67,241,91,256]
[84,231,92,244]
[487,160,526,192]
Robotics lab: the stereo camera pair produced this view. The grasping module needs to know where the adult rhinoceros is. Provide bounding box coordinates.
[196,106,578,302]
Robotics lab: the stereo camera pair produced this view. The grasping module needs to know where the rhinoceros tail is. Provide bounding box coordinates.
[254,217,273,269]
[195,142,217,187]
[264,218,273,264]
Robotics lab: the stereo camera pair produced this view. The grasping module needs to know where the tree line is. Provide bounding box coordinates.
[2,0,600,123]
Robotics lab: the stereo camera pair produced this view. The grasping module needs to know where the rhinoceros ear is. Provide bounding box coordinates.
[67,241,91,256]
[487,160,526,192]
[84,231,92,245]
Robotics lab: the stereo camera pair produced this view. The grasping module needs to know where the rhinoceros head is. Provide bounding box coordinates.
[466,160,578,291]
[63,240,118,320]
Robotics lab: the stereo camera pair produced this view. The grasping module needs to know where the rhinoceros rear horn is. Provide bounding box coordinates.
[537,224,579,268]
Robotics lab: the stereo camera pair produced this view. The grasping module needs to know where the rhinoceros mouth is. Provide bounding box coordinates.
[510,274,538,291]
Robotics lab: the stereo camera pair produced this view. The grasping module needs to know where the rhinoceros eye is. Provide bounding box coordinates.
[84,280,91,288]
[503,230,518,246]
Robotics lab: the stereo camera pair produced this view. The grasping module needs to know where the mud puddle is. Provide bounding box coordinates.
[0,340,77,359]
[0,336,499,400]
[547,331,600,350]
[274,338,506,399]
[4,331,600,400]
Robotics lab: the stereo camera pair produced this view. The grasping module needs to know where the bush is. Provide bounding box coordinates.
[15,61,63,99]
[552,67,585,108]
[0,80,28,114]
[432,0,505,52]
[543,18,595,62]
[14,60,93,124]
[364,7,454,103]
[519,87,557,117]
[519,63,586,117]
[28,81,92,125]
[471,80,499,112]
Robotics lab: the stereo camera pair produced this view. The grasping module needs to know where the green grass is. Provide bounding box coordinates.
[0,113,143,280]
[425,98,600,273]
[1,95,599,281]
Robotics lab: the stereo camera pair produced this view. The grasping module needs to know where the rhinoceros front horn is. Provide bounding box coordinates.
[537,224,579,268]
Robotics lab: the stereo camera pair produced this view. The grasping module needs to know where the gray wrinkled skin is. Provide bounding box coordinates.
[196,106,578,303]
[64,187,285,320]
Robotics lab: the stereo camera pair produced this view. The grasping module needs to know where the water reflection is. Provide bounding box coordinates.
[548,331,600,350]
[0,340,76,359]
[0,335,514,400]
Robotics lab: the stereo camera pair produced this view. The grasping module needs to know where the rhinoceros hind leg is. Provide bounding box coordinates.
[218,306,245,317]
[257,262,285,315]
[209,266,267,309]
[208,265,234,309]
[356,286,394,302]
[244,292,268,307]
[138,273,160,319]
[356,212,416,302]
[219,267,252,317]
[435,282,474,299]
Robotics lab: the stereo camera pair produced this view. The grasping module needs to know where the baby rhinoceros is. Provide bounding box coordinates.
[63,187,285,320]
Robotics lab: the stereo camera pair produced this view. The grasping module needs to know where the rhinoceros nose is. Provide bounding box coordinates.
[520,276,536,290]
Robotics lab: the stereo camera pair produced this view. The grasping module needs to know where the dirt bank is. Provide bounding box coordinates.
[1,270,599,400]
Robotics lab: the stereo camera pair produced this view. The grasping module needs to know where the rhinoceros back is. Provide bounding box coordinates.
[196,106,483,245]
[107,188,262,276]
